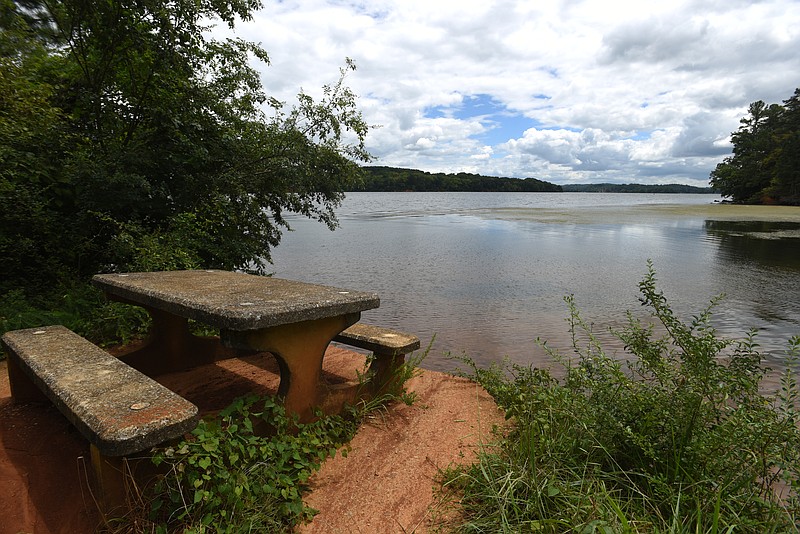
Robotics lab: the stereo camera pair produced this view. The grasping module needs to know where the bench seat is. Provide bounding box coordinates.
[334,324,420,356]
[1,325,199,457]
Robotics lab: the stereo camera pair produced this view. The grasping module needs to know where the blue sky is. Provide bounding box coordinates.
[220,0,800,186]
[425,94,544,148]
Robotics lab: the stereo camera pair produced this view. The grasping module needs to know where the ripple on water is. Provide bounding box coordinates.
[273,193,800,375]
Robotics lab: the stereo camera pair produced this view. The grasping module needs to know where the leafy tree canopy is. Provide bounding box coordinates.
[0,0,370,297]
[710,88,800,204]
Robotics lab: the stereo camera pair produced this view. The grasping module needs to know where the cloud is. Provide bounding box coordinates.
[671,112,733,158]
[599,15,711,66]
[220,0,800,185]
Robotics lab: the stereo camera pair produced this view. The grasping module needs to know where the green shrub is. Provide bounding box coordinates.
[447,262,800,533]
[0,283,149,352]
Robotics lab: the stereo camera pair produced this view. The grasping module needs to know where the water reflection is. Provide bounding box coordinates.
[704,220,800,269]
[702,219,800,364]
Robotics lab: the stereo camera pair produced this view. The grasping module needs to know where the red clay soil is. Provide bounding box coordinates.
[0,347,503,534]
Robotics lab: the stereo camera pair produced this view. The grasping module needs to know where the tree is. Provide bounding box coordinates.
[0,0,370,297]
[710,89,800,204]
[0,0,73,293]
[767,88,800,204]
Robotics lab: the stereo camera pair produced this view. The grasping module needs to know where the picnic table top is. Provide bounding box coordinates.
[92,270,380,331]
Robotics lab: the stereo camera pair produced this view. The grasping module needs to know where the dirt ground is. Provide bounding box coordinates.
[0,346,503,534]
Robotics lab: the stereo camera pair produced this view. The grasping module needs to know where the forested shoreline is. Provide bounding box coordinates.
[357,166,715,193]
[560,183,716,193]
[355,166,563,192]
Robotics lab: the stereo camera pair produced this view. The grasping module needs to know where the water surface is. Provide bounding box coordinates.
[271,193,800,374]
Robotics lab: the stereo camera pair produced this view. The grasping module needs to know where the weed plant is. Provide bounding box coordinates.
[142,395,356,533]
[446,262,800,533]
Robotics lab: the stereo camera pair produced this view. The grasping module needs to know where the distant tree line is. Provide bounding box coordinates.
[356,166,562,192]
[710,88,799,204]
[356,167,716,194]
[561,183,716,193]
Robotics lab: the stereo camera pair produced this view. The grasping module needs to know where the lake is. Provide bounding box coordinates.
[270,192,800,375]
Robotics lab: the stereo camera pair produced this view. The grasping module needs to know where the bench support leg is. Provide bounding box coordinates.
[90,445,128,517]
[6,355,48,403]
[222,312,361,423]
[368,352,407,397]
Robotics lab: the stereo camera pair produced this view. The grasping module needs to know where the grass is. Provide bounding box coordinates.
[442,262,800,533]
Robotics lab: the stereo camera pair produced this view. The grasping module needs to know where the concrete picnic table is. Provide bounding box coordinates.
[92,270,380,421]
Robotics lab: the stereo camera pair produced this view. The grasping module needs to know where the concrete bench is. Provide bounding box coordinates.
[1,325,199,511]
[333,324,420,394]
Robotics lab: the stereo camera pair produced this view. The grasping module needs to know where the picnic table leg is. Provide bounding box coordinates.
[104,296,239,375]
[222,313,360,422]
